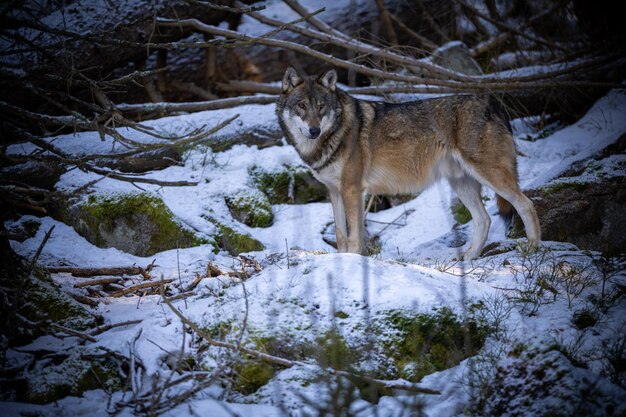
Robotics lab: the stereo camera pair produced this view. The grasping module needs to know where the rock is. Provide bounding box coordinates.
[479,347,626,417]
[511,149,626,255]
[249,165,327,205]
[17,348,124,404]
[0,261,99,347]
[204,217,265,255]
[431,41,483,75]
[225,189,273,228]
[66,193,204,257]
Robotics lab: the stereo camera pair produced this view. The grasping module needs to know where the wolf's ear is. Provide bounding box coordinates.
[318,69,337,92]
[282,67,302,93]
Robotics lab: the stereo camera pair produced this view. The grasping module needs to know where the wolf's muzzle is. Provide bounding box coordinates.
[309,127,321,138]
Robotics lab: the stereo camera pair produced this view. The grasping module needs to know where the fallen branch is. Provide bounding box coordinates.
[111,279,174,298]
[49,266,147,277]
[26,226,55,276]
[163,291,197,303]
[89,319,143,336]
[70,293,99,307]
[116,96,277,115]
[73,277,124,288]
[16,313,97,343]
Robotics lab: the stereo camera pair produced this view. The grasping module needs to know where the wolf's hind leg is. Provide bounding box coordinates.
[463,161,541,249]
[449,175,490,260]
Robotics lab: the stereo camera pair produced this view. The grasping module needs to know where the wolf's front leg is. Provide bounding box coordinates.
[328,188,348,252]
[341,183,365,255]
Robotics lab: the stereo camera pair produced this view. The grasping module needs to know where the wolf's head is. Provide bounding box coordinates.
[277,67,340,142]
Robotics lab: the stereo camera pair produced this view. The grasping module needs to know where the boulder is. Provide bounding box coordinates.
[511,146,626,255]
[65,193,204,257]
[249,165,327,205]
[431,41,483,75]
[225,189,273,228]
[204,217,265,255]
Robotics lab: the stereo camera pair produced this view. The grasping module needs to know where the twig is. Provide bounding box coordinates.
[16,313,97,342]
[281,0,351,41]
[26,226,55,276]
[89,319,143,336]
[415,0,450,43]
[389,13,438,52]
[49,322,97,343]
[186,274,205,292]
[163,291,197,303]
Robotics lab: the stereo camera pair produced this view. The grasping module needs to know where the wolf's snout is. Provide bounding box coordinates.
[309,127,321,138]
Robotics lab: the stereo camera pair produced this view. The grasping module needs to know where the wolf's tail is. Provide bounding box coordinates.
[497,195,514,236]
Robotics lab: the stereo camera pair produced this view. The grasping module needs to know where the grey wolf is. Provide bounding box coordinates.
[276,67,540,259]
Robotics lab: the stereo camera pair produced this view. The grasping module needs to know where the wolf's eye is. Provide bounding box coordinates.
[318,103,326,112]
[297,102,306,110]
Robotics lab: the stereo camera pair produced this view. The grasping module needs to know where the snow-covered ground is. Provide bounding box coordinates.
[2,84,626,416]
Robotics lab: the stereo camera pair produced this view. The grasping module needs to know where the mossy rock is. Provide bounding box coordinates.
[68,193,204,257]
[21,349,124,404]
[2,266,100,347]
[225,189,273,228]
[249,165,327,204]
[5,218,41,242]
[205,217,265,255]
[374,307,489,382]
[233,360,275,395]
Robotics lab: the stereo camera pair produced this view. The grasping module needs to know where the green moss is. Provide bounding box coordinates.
[334,311,350,319]
[77,193,204,256]
[249,165,327,204]
[22,268,99,331]
[538,181,590,195]
[375,307,489,382]
[316,329,354,371]
[233,360,275,395]
[451,200,472,225]
[225,190,273,228]
[206,218,265,255]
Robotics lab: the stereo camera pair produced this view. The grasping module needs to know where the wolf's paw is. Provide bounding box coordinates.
[453,250,480,262]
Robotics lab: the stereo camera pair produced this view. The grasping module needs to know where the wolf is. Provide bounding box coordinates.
[276,67,540,259]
